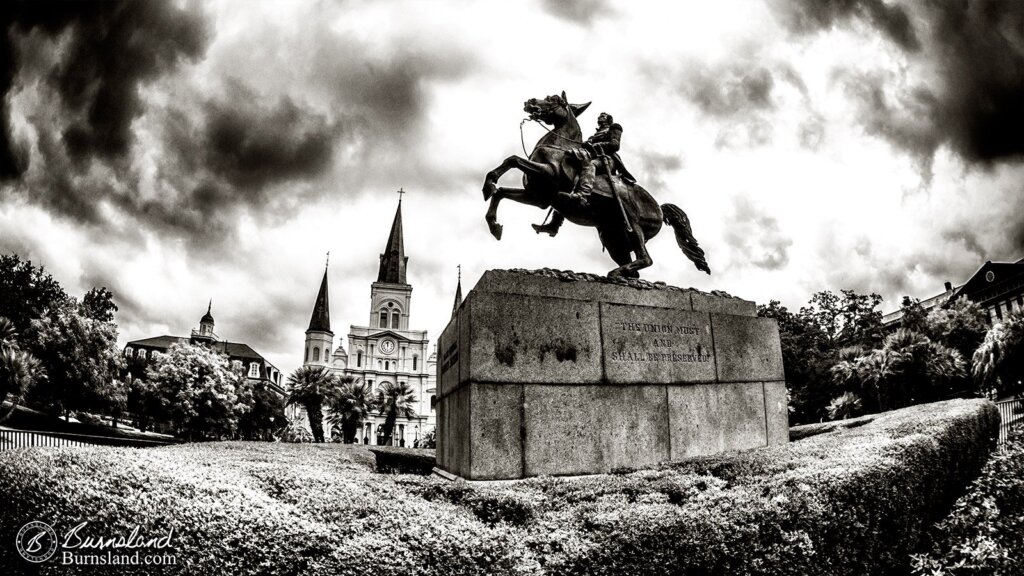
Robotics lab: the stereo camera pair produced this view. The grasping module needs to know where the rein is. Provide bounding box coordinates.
[517,104,584,228]
[519,103,584,156]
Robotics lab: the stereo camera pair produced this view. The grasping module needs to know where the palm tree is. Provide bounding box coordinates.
[286,366,342,443]
[326,378,375,444]
[376,381,418,447]
[0,347,43,423]
[973,310,1024,398]
[0,317,16,347]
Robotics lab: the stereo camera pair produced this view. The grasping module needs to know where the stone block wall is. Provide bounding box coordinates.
[436,269,788,480]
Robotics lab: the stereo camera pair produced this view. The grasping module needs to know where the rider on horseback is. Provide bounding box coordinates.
[533,112,636,236]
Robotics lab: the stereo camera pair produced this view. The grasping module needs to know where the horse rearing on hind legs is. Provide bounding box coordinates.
[481,91,711,279]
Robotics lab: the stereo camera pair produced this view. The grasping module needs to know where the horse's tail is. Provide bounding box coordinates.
[661,203,711,275]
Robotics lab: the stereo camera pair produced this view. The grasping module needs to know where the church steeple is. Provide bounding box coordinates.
[304,259,334,368]
[377,195,408,285]
[452,265,462,318]
[308,266,331,333]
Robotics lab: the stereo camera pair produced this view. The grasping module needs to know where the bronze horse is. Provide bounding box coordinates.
[482,91,711,278]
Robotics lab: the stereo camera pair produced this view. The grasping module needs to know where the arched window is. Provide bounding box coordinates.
[391,312,400,329]
[124,347,132,357]
[379,310,388,328]
[305,347,310,362]
[384,360,389,371]
[248,363,260,378]
[314,347,320,361]
[326,348,330,359]
[412,355,418,371]
[430,395,437,411]
[357,351,362,367]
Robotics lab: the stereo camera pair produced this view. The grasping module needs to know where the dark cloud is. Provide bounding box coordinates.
[540,0,613,26]
[769,0,920,51]
[0,0,209,177]
[666,60,809,149]
[723,197,793,270]
[199,83,337,190]
[776,1,1024,170]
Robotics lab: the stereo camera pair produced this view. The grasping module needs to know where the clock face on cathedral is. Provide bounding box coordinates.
[379,338,396,355]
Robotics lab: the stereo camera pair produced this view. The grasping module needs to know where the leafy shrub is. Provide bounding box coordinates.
[73,411,103,426]
[826,391,862,420]
[279,421,313,443]
[911,426,1024,575]
[0,399,999,575]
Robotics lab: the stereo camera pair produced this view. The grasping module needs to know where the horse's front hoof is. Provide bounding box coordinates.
[488,221,503,240]
[482,181,497,201]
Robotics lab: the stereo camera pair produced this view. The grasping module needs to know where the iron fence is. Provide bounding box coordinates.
[0,427,177,450]
[996,398,1024,447]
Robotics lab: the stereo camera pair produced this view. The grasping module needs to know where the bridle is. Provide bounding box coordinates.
[519,99,583,155]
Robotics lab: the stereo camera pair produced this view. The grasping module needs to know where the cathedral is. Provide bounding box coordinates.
[301,198,438,445]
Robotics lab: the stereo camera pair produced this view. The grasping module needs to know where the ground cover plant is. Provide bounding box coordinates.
[911,426,1024,575]
[0,399,998,575]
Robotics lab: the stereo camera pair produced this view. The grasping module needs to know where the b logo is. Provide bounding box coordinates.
[16,521,58,563]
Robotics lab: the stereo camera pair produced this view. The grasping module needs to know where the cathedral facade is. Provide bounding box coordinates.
[301,199,437,445]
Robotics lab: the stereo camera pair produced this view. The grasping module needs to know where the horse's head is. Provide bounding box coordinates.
[524,91,591,127]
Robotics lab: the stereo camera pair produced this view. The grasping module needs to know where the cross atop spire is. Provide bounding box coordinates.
[396,187,406,203]
[325,251,330,269]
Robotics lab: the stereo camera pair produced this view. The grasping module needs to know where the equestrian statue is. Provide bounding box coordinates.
[482,91,711,278]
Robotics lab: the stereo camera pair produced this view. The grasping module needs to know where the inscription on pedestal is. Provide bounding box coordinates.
[601,303,715,383]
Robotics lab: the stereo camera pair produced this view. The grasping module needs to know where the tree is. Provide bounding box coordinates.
[82,287,118,323]
[0,254,70,335]
[973,310,1024,398]
[758,300,838,424]
[801,289,884,349]
[0,317,44,423]
[376,381,418,447]
[831,328,966,414]
[146,343,247,440]
[326,378,374,444]
[926,299,989,361]
[286,366,343,443]
[25,299,126,421]
[899,296,928,333]
[237,380,288,440]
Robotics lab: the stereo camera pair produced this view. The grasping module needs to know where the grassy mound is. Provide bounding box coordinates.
[0,399,998,575]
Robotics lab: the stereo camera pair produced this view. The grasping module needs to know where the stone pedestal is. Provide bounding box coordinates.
[435,269,788,480]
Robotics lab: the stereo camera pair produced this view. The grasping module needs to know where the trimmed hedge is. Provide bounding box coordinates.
[369,446,437,475]
[0,399,998,575]
[788,413,875,441]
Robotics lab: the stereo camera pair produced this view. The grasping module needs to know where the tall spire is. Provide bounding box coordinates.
[307,267,331,332]
[451,264,462,318]
[201,300,214,324]
[377,194,408,284]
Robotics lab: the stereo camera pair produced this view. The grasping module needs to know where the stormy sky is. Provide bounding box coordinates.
[3,0,1024,377]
